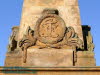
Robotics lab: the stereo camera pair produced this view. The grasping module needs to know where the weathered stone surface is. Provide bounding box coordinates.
[5,50,23,67]
[18,0,83,42]
[23,0,78,6]
[22,47,74,67]
[1,67,100,75]
[35,13,66,44]
[77,51,95,58]
[18,9,83,66]
[76,58,96,66]
[8,26,19,52]
[37,71,100,75]
[5,0,95,68]
[76,51,96,66]
[82,25,94,51]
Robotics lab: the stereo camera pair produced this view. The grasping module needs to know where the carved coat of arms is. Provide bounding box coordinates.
[19,9,83,63]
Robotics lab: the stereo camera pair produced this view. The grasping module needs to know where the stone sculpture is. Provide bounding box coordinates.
[5,0,96,67]
[19,9,83,63]
[8,26,19,52]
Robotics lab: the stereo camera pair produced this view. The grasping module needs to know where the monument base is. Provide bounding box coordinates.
[5,47,74,67]
[76,51,96,66]
[5,50,23,67]
[22,47,74,67]
[5,48,96,67]
[1,67,100,75]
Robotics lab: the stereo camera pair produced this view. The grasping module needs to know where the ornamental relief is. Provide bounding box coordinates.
[19,9,83,63]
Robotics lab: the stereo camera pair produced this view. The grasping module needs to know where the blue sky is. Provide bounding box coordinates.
[0,0,100,66]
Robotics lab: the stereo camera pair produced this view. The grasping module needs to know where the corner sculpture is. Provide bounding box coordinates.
[8,26,19,52]
[19,9,83,63]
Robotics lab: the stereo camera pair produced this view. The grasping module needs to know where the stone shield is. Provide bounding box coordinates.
[34,14,66,44]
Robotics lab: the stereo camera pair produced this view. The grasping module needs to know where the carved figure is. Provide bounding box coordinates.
[8,26,19,52]
[19,9,83,63]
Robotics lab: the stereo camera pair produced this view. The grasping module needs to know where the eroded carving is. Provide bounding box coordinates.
[87,31,94,52]
[8,26,19,52]
[19,27,37,63]
[34,14,66,44]
[82,26,94,51]
[19,9,83,63]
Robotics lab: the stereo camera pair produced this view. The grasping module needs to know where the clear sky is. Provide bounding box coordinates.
[0,0,100,66]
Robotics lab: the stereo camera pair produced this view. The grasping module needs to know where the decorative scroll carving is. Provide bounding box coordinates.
[65,27,83,49]
[19,9,83,63]
[19,27,37,63]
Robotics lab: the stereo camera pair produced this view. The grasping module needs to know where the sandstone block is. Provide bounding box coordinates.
[22,47,74,67]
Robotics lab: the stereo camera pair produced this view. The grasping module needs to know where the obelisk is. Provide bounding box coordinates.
[18,0,83,42]
[5,0,96,67]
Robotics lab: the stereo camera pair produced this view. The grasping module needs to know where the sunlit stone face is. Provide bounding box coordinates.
[36,14,66,44]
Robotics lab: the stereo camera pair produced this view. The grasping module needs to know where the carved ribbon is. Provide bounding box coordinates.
[19,27,36,63]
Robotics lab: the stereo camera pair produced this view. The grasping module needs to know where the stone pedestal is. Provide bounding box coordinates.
[22,47,74,67]
[5,50,23,67]
[76,51,96,66]
[4,0,96,70]
[1,67,100,75]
